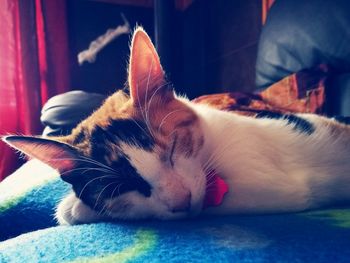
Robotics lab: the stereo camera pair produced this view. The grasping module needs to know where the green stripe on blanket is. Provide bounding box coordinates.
[70,229,157,263]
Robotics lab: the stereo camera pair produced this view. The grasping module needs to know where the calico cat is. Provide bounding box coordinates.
[3,28,350,225]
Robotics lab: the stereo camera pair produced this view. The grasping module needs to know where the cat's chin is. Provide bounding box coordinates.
[160,201,203,220]
[56,192,105,225]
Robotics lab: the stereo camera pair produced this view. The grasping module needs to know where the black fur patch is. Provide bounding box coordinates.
[256,111,315,135]
[334,116,350,125]
[72,127,88,144]
[89,119,154,162]
[91,119,154,151]
[107,119,154,150]
[71,155,151,210]
[68,119,154,210]
[236,97,252,106]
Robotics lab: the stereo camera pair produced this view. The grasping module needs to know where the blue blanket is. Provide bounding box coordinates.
[1,160,350,262]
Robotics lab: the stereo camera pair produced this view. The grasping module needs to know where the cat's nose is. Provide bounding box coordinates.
[172,192,191,213]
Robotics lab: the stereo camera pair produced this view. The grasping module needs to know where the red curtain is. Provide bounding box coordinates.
[0,0,70,180]
[262,0,275,24]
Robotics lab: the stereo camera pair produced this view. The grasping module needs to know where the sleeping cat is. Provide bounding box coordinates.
[3,27,350,225]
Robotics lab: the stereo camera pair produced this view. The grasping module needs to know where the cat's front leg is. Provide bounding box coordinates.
[55,192,104,225]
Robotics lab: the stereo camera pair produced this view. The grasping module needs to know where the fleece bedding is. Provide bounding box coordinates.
[1,160,350,262]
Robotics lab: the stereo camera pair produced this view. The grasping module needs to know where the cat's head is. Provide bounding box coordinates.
[3,27,209,221]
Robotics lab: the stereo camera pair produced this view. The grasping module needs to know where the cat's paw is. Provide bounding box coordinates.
[55,192,104,225]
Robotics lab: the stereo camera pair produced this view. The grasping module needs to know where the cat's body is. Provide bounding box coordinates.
[195,105,350,214]
[3,28,350,225]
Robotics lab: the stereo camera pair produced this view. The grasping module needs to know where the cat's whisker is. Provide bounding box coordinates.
[109,182,123,201]
[164,129,178,140]
[144,60,153,108]
[202,158,222,175]
[78,175,122,200]
[203,159,222,172]
[79,155,119,173]
[144,61,154,137]
[136,80,156,139]
[52,156,118,174]
[205,173,217,181]
[145,81,171,132]
[102,204,112,217]
[80,167,119,176]
[202,155,219,173]
[104,182,125,218]
[157,109,185,134]
[98,204,107,216]
[129,116,150,136]
[116,182,124,197]
[93,182,119,210]
[97,199,111,217]
[66,157,116,172]
[58,162,117,176]
[59,167,113,177]
[146,82,170,121]
[206,176,221,185]
[202,145,225,169]
[146,81,170,115]
[204,160,223,173]
[205,175,220,184]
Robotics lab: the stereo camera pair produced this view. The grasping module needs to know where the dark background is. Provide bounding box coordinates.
[67,0,262,98]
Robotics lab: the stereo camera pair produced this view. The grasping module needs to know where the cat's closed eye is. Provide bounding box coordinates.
[169,134,178,167]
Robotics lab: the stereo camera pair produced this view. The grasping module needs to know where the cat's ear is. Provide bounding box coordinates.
[128,27,173,106]
[2,135,79,177]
